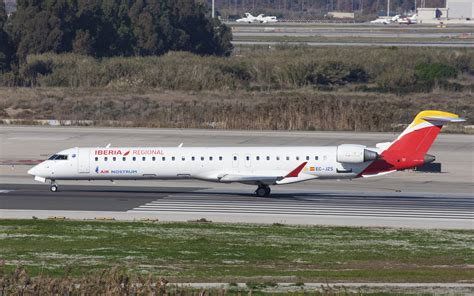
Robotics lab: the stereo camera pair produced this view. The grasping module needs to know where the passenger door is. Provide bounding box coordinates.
[77,148,90,173]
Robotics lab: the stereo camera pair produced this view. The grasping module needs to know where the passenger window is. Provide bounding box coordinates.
[172,157,175,161]
[192,156,195,161]
[123,157,126,161]
[286,156,290,161]
[209,156,213,161]
[142,157,146,161]
[152,156,156,161]
[133,157,136,161]
[201,156,204,161]
[95,157,98,161]
[182,157,185,161]
[233,156,237,161]
[266,156,270,161]
[162,157,166,161]
[276,156,280,161]
[113,157,116,161]
[219,156,223,161]
[306,156,309,161]
[296,156,300,161]
[246,156,250,161]
[256,156,260,161]
[315,156,318,160]
[104,157,108,161]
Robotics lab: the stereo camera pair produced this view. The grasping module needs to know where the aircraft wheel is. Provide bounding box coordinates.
[264,186,271,197]
[256,185,271,197]
[50,184,58,192]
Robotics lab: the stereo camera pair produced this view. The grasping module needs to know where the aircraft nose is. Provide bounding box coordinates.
[28,165,39,176]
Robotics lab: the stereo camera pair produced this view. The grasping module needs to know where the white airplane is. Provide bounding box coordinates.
[236,13,278,24]
[28,110,464,197]
[370,14,401,24]
[257,14,278,23]
[236,13,262,23]
[397,14,418,24]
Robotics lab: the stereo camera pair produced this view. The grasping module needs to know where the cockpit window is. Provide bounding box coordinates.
[48,154,68,160]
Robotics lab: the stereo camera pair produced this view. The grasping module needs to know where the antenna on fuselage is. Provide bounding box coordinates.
[178,143,184,148]
[106,143,111,148]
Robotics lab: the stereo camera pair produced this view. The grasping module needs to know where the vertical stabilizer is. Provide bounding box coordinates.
[361,110,465,176]
[387,110,463,155]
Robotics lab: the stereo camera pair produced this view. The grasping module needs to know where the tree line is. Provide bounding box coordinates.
[0,0,233,73]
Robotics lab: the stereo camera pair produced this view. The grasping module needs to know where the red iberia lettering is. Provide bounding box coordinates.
[95,150,124,156]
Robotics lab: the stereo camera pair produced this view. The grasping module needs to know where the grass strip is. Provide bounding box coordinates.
[0,220,472,282]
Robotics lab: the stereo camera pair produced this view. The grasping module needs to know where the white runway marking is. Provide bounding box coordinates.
[129,193,474,221]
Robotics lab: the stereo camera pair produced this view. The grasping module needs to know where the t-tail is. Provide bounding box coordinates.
[361,110,465,176]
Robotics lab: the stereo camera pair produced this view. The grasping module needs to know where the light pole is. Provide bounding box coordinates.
[387,0,390,16]
[212,0,215,18]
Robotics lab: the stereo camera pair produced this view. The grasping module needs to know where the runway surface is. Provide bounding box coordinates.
[233,40,474,47]
[230,23,474,47]
[1,126,473,229]
[0,183,472,229]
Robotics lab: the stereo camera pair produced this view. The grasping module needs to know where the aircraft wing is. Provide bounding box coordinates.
[218,162,307,184]
[219,175,281,184]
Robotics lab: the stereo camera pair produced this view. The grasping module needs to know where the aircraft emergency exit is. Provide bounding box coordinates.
[28,110,465,197]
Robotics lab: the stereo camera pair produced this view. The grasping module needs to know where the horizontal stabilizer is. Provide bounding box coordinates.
[422,116,466,123]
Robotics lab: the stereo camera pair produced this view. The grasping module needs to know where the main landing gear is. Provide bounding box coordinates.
[50,181,58,192]
[255,184,271,197]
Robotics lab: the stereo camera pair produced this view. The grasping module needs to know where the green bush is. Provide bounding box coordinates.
[415,63,458,82]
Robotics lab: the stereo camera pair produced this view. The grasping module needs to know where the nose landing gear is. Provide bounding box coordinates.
[50,181,58,192]
[255,184,271,197]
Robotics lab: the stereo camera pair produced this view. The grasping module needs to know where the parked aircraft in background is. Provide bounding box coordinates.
[236,13,278,23]
[236,13,262,23]
[397,13,418,24]
[370,14,401,24]
[257,14,278,23]
[28,111,464,197]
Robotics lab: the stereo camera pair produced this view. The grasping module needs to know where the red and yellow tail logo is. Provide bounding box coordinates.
[361,110,464,176]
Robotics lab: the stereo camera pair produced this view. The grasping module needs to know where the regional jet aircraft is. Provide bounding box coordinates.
[28,110,464,197]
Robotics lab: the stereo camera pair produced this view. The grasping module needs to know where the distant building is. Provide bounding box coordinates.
[447,0,474,20]
[418,0,474,24]
[418,7,448,23]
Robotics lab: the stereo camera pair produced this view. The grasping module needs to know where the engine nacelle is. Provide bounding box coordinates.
[336,144,379,164]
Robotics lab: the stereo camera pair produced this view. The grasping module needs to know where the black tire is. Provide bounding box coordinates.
[256,187,267,197]
[264,187,271,197]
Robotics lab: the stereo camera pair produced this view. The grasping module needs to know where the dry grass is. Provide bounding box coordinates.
[4,48,473,94]
[0,87,472,132]
[0,266,171,295]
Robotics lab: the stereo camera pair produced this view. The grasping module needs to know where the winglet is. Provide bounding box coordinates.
[285,162,307,178]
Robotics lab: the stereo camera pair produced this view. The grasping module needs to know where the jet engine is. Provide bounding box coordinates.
[336,144,379,164]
